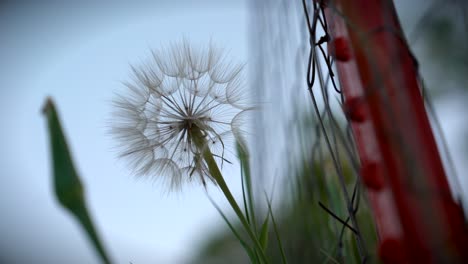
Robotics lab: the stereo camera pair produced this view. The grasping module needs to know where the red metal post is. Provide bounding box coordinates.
[325,7,406,263]
[323,1,468,263]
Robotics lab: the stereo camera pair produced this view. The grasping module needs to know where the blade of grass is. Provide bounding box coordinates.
[201,142,268,263]
[264,193,288,264]
[237,142,258,233]
[240,163,251,225]
[193,130,268,263]
[206,194,257,263]
[319,248,341,264]
[42,97,112,264]
[259,213,270,252]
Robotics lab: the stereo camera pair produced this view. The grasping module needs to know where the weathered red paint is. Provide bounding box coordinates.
[329,37,352,62]
[324,5,405,263]
[378,238,406,263]
[360,161,385,191]
[324,0,468,262]
[343,97,367,123]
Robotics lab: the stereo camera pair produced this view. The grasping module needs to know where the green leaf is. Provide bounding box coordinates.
[240,158,251,225]
[259,213,269,252]
[42,97,112,264]
[265,194,288,264]
[236,142,257,232]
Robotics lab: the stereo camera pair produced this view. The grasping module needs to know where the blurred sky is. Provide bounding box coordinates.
[1,0,467,264]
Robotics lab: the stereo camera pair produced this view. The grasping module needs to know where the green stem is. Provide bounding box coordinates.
[192,128,269,264]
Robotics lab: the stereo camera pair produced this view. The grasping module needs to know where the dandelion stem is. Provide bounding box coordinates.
[192,127,269,264]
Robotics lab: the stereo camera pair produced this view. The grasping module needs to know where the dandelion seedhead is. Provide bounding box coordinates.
[110,40,251,190]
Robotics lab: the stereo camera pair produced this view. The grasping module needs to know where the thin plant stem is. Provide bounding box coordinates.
[192,127,269,264]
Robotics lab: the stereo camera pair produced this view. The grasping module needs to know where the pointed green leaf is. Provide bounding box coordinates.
[265,193,288,264]
[42,97,112,264]
[259,213,269,252]
[236,142,257,232]
[240,159,251,225]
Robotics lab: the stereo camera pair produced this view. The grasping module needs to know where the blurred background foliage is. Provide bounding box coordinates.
[407,0,468,200]
[410,0,468,96]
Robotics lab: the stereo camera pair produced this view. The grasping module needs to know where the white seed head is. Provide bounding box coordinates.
[110,40,251,190]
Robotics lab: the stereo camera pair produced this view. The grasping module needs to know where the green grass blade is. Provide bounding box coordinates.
[264,194,288,264]
[42,97,112,264]
[196,132,268,263]
[240,164,251,225]
[206,194,257,263]
[259,213,269,252]
[236,142,257,233]
[320,248,341,264]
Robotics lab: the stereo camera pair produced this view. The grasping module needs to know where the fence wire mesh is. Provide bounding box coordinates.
[249,0,377,263]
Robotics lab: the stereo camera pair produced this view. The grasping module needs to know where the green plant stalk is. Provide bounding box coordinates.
[42,98,112,264]
[192,128,269,264]
[237,143,258,233]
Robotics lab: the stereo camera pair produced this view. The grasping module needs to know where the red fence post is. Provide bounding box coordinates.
[325,7,406,263]
[322,1,468,262]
